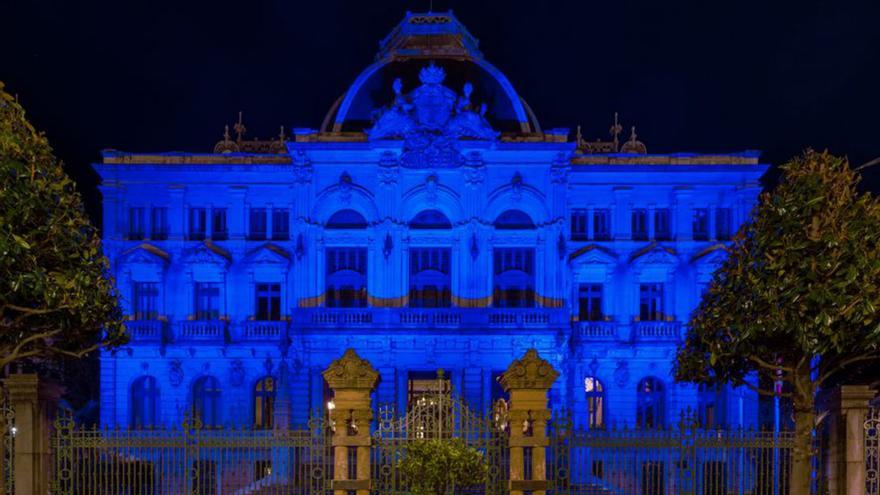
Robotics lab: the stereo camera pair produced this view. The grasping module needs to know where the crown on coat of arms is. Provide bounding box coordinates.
[419,63,446,84]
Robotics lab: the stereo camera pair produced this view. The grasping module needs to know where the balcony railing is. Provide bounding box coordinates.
[125,320,166,342]
[633,321,681,340]
[177,320,227,341]
[294,307,566,330]
[574,321,617,340]
[243,320,289,340]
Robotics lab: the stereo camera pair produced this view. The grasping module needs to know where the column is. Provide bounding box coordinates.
[821,385,876,495]
[3,374,62,495]
[501,349,559,495]
[168,186,186,240]
[323,349,379,495]
[673,187,693,241]
[612,187,632,241]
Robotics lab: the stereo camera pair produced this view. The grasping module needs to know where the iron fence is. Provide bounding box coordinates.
[868,407,879,495]
[1,388,13,495]
[51,410,332,495]
[548,411,794,495]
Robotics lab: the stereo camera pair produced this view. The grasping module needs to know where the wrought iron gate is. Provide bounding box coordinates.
[371,375,509,495]
[1,388,13,495]
[51,409,332,495]
[867,407,879,495]
[548,410,794,495]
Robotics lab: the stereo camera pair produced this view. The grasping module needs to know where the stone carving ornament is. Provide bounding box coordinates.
[168,359,184,387]
[322,348,379,390]
[366,64,499,169]
[499,349,560,390]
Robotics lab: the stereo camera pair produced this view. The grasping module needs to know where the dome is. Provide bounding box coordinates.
[322,12,540,134]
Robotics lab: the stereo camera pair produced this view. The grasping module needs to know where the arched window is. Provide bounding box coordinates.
[326,247,368,307]
[636,377,665,429]
[409,248,452,308]
[494,210,535,230]
[409,210,452,230]
[492,248,535,308]
[192,376,222,428]
[326,209,368,229]
[584,377,605,429]
[130,376,159,429]
[253,376,276,430]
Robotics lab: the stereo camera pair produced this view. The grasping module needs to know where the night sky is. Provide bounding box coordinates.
[3,0,880,226]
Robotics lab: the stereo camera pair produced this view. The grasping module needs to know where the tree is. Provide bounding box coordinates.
[0,82,126,371]
[675,150,880,495]
[398,438,488,495]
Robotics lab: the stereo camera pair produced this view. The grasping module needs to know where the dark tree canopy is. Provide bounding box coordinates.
[675,150,880,495]
[0,81,126,370]
[398,438,488,495]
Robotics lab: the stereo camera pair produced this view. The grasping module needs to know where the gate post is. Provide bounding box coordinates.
[323,349,378,495]
[501,349,559,495]
[820,385,876,495]
[2,374,62,495]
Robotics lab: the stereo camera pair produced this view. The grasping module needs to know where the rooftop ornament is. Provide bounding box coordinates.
[366,63,499,168]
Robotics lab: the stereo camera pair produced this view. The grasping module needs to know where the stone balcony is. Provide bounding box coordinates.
[242,320,289,341]
[124,320,166,342]
[632,321,681,341]
[572,321,617,341]
[176,320,228,341]
[293,307,567,331]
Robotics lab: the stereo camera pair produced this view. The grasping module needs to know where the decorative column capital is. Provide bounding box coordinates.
[323,348,379,391]
[500,349,559,392]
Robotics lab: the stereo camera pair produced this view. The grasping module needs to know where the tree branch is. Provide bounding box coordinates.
[0,329,61,369]
[734,377,791,398]
[747,355,793,374]
[817,353,880,387]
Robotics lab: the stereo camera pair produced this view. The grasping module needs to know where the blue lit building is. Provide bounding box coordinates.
[96,11,767,431]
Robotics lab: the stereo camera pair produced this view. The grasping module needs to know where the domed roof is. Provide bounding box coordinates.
[322,11,540,134]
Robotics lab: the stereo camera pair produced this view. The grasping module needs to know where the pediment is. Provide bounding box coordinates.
[245,244,291,266]
[119,243,170,266]
[569,245,618,265]
[181,242,231,266]
[630,243,678,266]
[690,243,729,265]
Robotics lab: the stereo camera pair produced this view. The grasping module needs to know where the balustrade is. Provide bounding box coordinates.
[124,320,165,341]
[633,320,681,340]
[177,320,226,341]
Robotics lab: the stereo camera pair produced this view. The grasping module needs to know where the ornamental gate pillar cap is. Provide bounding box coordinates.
[500,348,559,392]
[323,348,379,391]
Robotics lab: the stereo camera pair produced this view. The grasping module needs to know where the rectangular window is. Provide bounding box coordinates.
[249,208,267,240]
[132,282,159,320]
[639,283,664,321]
[255,283,282,321]
[189,208,207,241]
[692,208,709,241]
[571,209,588,241]
[631,209,648,241]
[326,247,368,308]
[715,208,732,241]
[272,208,290,241]
[578,284,604,321]
[150,207,168,240]
[194,283,221,320]
[128,207,145,240]
[407,371,451,412]
[409,248,452,308]
[593,209,611,241]
[212,208,228,241]
[493,248,535,308]
[654,208,671,241]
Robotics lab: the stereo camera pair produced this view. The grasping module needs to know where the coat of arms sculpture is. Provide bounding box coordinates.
[366,63,499,168]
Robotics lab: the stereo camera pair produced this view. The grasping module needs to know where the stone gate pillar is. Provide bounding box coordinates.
[820,385,876,495]
[2,374,62,495]
[501,349,559,495]
[323,349,378,495]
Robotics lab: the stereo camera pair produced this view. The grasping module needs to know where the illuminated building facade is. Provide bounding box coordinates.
[96,12,767,430]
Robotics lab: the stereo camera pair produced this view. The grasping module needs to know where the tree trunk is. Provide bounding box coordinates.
[789,368,815,495]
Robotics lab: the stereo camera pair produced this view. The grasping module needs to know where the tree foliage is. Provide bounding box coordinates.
[675,150,880,494]
[398,438,488,495]
[0,82,126,370]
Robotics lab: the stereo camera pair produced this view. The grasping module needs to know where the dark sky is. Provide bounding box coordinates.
[3,0,880,224]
